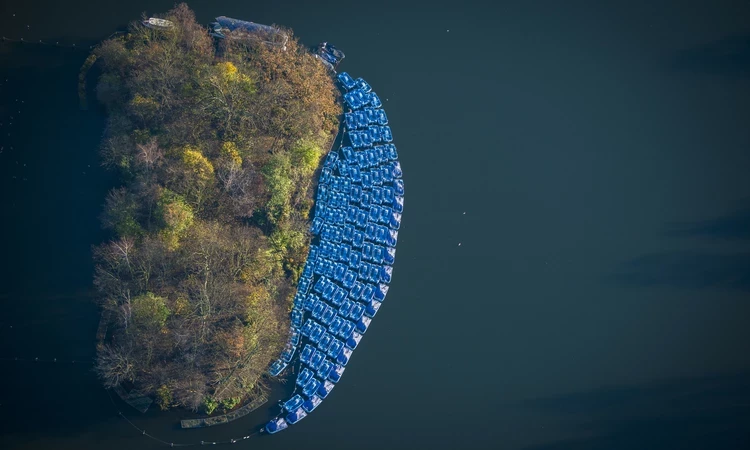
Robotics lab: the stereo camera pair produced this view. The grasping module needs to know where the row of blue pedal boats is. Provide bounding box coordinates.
[264,71,403,434]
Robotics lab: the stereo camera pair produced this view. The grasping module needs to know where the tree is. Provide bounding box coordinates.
[95,344,136,388]
[156,189,194,249]
[156,384,173,411]
[198,61,256,136]
[262,153,293,224]
[131,292,170,330]
[290,138,322,176]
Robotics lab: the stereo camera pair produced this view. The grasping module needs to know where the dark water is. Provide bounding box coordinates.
[2,1,750,449]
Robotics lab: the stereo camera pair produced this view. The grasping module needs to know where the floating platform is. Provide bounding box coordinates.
[113,385,153,414]
[180,393,269,429]
[265,69,403,434]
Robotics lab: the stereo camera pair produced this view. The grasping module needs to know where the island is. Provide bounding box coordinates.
[91,4,341,415]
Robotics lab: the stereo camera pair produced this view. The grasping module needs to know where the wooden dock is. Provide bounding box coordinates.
[180,393,269,429]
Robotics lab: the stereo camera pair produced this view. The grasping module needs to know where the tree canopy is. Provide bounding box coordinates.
[92,3,340,413]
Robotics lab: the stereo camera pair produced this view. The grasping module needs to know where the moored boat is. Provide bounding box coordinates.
[302,394,323,413]
[316,42,345,71]
[265,417,288,434]
[286,407,307,424]
[142,17,174,30]
[209,16,288,49]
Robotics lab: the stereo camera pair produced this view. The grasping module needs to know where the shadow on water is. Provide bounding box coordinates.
[670,33,750,78]
[664,200,750,240]
[520,373,750,450]
[610,202,750,291]
[610,251,750,291]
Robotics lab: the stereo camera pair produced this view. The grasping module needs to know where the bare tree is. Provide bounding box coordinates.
[95,344,136,388]
[135,138,163,171]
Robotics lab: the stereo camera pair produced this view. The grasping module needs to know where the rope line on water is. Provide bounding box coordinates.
[0,356,94,364]
[104,388,263,447]
[1,36,93,49]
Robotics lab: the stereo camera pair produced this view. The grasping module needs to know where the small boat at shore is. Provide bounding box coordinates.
[209,16,288,49]
[315,42,345,71]
[142,18,174,30]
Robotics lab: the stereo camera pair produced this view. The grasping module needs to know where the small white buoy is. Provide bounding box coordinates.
[463,211,466,215]
[458,243,462,246]
[447,29,450,32]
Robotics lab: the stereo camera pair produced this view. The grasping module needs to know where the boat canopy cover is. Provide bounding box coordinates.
[286,407,307,424]
[317,380,336,399]
[302,377,322,397]
[300,344,315,364]
[283,394,304,412]
[317,359,334,379]
[297,367,314,386]
[309,349,325,369]
[302,395,323,413]
[268,359,287,376]
[328,363,345,383]
[338,72,357,90]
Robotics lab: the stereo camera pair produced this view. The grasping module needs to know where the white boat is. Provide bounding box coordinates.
[142,18,174,30]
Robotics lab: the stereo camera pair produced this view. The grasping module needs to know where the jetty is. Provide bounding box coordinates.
[180,393,269,429]
[265,69,403,434]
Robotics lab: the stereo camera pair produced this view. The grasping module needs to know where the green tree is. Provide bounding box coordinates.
[181,146,215,184]
[262,153,293,224]
[156,189,194,248]
[203,396,218,415]
[102,187,143,238]
[290,138,322,176]
[198,61,256,136]
[156,384,173,411]
[131,292,170,330]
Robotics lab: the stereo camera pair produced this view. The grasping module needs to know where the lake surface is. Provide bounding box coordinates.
[1,1,750,449]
